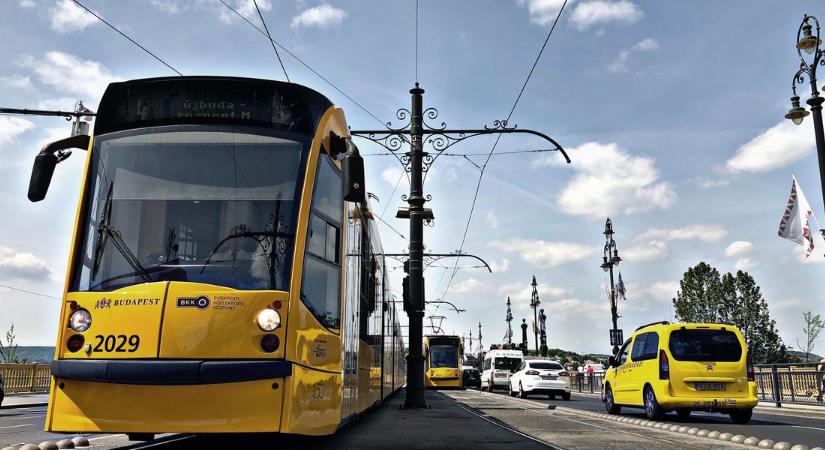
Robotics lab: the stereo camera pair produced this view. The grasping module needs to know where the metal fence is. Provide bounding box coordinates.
[0,363,52,393]
[570,373,605,395]
[754,363,825,407]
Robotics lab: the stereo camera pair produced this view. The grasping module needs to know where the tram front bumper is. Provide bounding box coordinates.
[48,359,291,433]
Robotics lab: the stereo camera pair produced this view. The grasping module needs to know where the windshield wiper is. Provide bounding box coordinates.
[90,182,152,285]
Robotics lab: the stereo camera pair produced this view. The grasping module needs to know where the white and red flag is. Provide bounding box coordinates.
[778,176,819,258]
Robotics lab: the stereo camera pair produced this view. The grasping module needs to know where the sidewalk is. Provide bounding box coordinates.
[1,392,49,409]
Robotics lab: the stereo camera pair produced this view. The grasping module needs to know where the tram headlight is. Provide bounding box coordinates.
[256,309,281,331]
[69,309,92,332]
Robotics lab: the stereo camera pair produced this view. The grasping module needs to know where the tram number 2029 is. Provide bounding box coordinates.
[93,335,140,353]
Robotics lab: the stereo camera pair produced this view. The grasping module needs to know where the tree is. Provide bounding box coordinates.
[0,323,19,363]
[798,311,825,363]
[672,262,724,323]
[673,264,789,364]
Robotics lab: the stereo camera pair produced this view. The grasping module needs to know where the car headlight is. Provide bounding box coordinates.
[69,309,92,332]
[256,309,281,331]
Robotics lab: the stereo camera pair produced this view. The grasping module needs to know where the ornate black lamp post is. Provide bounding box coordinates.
[505,296,513,346]
[529,275,540,355]
[520,319,528,356]
[600,218,622,355]
[785,14,825,238]
[350,85,569,409]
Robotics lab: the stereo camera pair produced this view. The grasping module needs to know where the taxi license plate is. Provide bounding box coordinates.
[695,382,726,391]
[541,375,557,380]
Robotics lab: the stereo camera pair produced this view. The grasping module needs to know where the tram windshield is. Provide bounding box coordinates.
[429,345,458,368]
[73,127,305,292]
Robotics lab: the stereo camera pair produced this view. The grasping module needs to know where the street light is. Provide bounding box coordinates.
[530,275,540,355]
[601,218,622,356]
[785,14,825,238]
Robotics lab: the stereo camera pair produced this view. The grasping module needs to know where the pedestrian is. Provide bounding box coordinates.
[577,364,584,391]
[586,364,595,392]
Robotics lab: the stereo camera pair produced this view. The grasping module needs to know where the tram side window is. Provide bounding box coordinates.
[301,154,343,329]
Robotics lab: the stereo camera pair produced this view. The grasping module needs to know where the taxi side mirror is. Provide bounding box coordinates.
[608,356,617,367]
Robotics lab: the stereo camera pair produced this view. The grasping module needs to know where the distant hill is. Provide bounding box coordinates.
[789,350,822,363]
[6,346,55,363]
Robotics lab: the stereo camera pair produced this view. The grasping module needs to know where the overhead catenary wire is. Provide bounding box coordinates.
[252,0,290,83]
[439,0,570,303]
[218,0,387,129]
[0,283,60,300]
[70,0,183,76]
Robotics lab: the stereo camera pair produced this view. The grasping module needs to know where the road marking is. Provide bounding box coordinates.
[0,423,33,429]
[89,434,126,441]
[127,434,194,448]
[453,402,557,449]
[792,425,825,432]
[465,391,708,450]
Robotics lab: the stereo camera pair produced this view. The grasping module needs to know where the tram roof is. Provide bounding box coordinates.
[95,76,336,135]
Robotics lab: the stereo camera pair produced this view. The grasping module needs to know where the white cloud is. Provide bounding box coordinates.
[724,241,753,258]
[0,75,33,90]
[49,0,97,33]
[36,127,74,152]
[0,246,50,281]
[291,4,348,29]
[450,278,486,294]
[0,117,35,146]
[642,225,728,243]
[569,0,642,30]
[17,51,120,101]
[219,0,271,24]
[489,238,597,267]
[35,97,80,111]
[553,298,604,320]
[19,0,37,7]
[645,281,679,300]
[148,0,181,13]
[382,167,403,186]
[623,239,667,261]
[516,0,567,26]
[623,225,727,262]
[485,211,499,229]
[633,38,658,51]
[734,257,758,271]
[692,176,730,189]
[608,38,659,73]
[498,282,569,304]
[545,142,675,216]
[489,258,510,273]
[726,120,814,173]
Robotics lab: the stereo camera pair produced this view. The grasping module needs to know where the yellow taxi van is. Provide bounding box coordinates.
[602,321,758,424]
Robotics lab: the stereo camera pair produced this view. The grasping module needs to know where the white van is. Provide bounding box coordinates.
[481,349,524,392]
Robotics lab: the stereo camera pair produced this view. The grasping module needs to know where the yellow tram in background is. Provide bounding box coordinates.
[26,76,405,438]
[423,335,463,389]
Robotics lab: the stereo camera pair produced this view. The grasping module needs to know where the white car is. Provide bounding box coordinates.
[508,360,572,400]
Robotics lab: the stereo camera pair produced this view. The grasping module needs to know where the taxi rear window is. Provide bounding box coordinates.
[669,329,742,362]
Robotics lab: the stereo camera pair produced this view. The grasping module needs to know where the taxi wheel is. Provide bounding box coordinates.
[561,392,571,401]
[519,383,528,399]
[729,409,753,424]
[643,386,664,420]
[604,386,621,414]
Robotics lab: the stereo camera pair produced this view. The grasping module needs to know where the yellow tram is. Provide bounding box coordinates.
[423,335,463,389]
[27,76,405,438]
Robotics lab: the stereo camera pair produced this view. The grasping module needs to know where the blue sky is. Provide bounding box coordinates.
[1,0,824,355]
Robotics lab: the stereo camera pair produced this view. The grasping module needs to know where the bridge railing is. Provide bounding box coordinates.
[754,363,825,407]
[569,373,605,394]
[0,363,52,393]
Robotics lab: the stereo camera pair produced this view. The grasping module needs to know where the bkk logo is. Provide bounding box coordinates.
[176,296,210,310]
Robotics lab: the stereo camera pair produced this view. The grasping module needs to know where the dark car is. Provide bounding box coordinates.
[462,368,481,389]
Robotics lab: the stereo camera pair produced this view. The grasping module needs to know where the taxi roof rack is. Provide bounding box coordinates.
[634,320,670,332]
